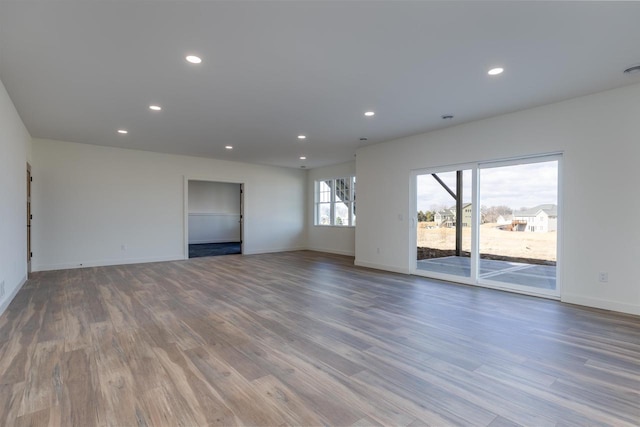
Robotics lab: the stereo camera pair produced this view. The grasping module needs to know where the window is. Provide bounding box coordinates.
[315,177,356,226]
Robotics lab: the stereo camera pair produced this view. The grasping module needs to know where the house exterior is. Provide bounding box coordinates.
[496,215,513,225]
[462,203,472,227]
[434,203,472,228]
[512,204,558,232]
[434,208,455,227]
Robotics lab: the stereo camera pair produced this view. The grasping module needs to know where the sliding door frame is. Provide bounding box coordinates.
[410,153,563,299]
[410,162,478,286]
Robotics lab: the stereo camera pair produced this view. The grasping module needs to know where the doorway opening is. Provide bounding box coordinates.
[412,154,561,298]
[185,180,243,258]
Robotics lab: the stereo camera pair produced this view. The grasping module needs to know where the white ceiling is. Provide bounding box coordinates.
[1,1,639,169]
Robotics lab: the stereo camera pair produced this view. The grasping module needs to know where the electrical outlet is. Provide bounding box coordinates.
[598,272,608,283]
[0,280,5,298]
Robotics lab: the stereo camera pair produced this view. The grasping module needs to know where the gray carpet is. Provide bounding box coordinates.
[189,242,241,258]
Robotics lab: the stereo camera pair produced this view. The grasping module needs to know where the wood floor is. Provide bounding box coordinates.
[0,251,638,426]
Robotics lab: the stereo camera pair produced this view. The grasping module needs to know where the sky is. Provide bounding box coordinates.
[417,160,558,212]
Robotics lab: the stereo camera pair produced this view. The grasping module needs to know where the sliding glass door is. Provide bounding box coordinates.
[415,167,474,280]
[412,154,561,297]
[478,158,559,293]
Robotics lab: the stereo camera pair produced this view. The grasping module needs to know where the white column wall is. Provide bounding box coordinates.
[0,78,31,315]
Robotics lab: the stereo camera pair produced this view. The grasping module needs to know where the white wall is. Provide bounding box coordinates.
[32,139,306,270]
[0,78,31,315]
[188,213,241,244]
[188,180,240,214]
[188,180,241,244]
[307,161,356,256]
[356,83,640,315]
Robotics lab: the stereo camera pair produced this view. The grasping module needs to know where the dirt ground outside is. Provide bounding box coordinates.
[417,222,557,265]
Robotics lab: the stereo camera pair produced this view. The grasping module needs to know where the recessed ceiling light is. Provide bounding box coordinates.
[364,111,375,117]
[117,129,128,134]
[186,55,202,64]
[225,145,233,150]
[299,156,306,160]
[488,67,504,76]
[297,135,306,140]
[149,105,162,111]
[623,65,640,75]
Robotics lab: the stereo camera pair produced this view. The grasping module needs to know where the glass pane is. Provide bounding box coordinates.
[334,202,349,226]
[350,202,356,226]
[335,178,352,202]
[317,203,331,225]
[416,169,472,278]
[318,180,332,203]
[479,160,558,290]
[352,177,356,226]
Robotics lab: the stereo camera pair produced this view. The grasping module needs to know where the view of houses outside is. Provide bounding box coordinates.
[416,169,472,269]
[417,161,558,266]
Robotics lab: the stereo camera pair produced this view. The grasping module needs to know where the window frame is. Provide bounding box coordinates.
[410,152,562,299]
[314,176,356,227]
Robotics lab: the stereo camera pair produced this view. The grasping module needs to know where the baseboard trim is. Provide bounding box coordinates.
[306,247,355,257]
[354,259,410,275]
[0,274,27,317]
[33,255,185,272]
[561,293,640,316]
[34,247,311,271]
[241,246,308,256]
[189,239,241,244]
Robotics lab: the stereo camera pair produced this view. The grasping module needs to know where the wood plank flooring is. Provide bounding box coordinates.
[0,251,638,426]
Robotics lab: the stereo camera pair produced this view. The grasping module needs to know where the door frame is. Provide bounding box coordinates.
[409,162,477,286]
[27,163,32,275]
[183,177,245,259]
[410,153,563,299]
[475,154,563,298]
